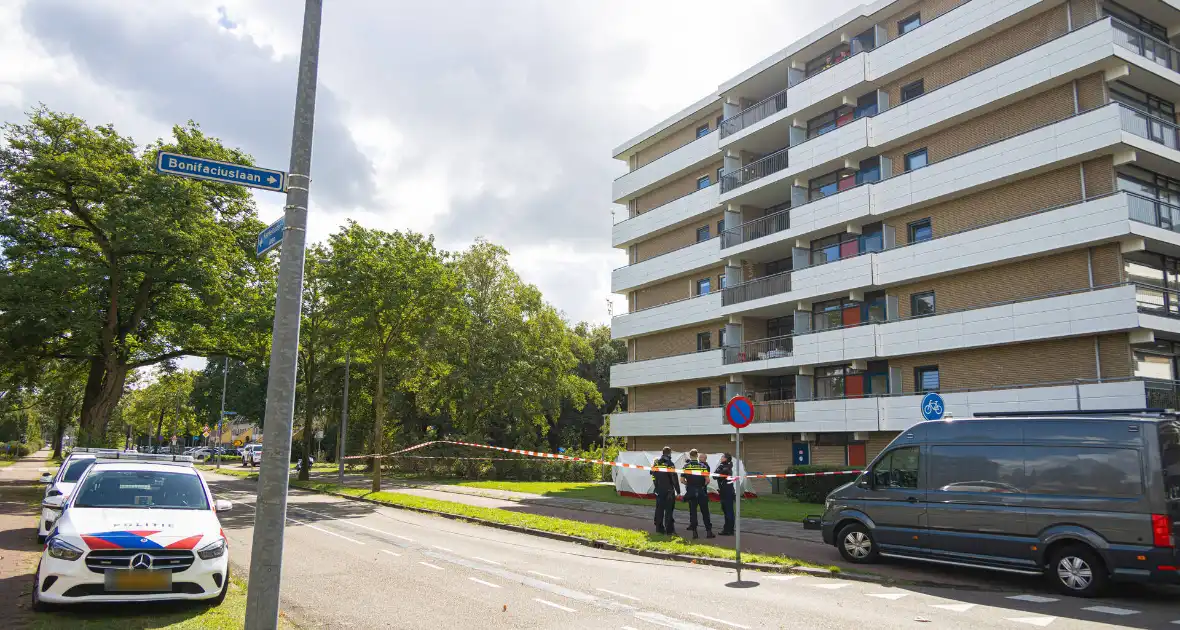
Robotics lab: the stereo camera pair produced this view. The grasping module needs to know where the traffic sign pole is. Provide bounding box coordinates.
[735,425,742,582]
[244,0,321,627]
[217,356,227,470]
[338,351,350,485]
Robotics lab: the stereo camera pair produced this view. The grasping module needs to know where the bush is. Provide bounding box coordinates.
[1,440,33,460]
[782,464,862,503]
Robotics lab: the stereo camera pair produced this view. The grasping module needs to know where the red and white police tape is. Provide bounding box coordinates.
[343,440,862,480]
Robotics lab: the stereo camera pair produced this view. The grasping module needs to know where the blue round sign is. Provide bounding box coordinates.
[921,392,945,421]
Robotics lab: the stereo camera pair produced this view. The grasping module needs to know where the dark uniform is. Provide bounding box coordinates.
[715,457,736,535]
[651,454,680,534]
[681,458,714,537]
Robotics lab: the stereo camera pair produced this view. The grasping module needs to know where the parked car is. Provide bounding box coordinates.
[821,412,1179,597]
[37,449,115,543]
[241,444,262,467]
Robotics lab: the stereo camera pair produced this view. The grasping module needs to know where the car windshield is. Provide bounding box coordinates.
[61,458,95,483]
[73,470,209,510]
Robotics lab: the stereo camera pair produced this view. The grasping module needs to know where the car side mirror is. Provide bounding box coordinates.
[42,495,65,510]
[215,499,233,512]
[39,473,53,484]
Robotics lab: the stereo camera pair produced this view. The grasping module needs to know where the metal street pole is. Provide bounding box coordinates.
[734,426,742,582]
[217,356,228,469]
[244,0,321,626]
[338,351,350,485]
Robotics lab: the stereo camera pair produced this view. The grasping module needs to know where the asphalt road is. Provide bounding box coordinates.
[204,472,1180,629]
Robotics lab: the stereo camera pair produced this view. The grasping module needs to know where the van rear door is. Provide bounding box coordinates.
[1160,420,1180,545]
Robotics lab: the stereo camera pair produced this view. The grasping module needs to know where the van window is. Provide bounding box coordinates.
[930,445,1022,493]
[1025,447,1143,497]
[1160,420,1179,501]
[871,447,919,489]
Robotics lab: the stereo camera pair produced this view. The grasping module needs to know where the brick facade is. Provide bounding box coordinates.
[633,110,723,169]
[632,161,724,215]
[631,266,725,311]
[633,213,724,263]
[880,0,969,42]
[632,321,728,361]
[630,379,729,412]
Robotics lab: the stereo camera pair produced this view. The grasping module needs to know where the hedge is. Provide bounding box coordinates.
[782,464,863,503]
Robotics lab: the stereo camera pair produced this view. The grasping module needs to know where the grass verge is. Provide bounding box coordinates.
[0,459,15,467]
[27,576,295,630]
[197,465,258,480]
[290,479,837,572]
[437,480,825,522]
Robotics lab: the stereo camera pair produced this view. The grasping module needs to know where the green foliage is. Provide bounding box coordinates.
[0,107,275,439]
[190,358,267,431]
[782,464,862,503]
[117,370,199,447]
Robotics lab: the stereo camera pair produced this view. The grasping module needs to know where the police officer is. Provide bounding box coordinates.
[651,446,680,535]
[715,452,736,536]
[681,449,715,539]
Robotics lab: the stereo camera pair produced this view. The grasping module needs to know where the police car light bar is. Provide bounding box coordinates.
[68,447,121,454]
[94,452,195,465]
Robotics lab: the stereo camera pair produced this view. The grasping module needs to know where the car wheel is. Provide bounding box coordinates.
[1047,544,1107,597]
[837,523,878,563]
[31,561,52,613]
[210,567,230,606]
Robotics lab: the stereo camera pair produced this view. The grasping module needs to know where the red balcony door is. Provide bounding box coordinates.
[847,443,867,467]
[841,305,861,327]
[846,374,865,399]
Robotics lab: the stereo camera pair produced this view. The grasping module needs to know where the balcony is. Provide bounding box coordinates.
[612,129,720,203]
[722,269,791,307]
[611,237,720,293]
[1118,102,1180,151]
[611,292,722,340]
[720,147,788,194]
[719,90,789,139]
[610,348,724,388]
[612,184,721,248]
[1112,17,1180,75]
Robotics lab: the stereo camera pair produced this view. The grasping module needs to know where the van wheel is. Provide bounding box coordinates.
[1047,544,1107,597]
[837,523,879,563]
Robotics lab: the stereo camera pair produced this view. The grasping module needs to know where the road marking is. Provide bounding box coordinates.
[472,556,502,565]
[528,570,562,580]
[534,598,576,612]
[380,549,400,557]
[868,593,908,600]
[468,577,501,589]
[1006,616,1056,627]
[418,562,444,571]
[1008,594,1059,603]
[288,505,406,541]
[1083,606,1139,616]
[622,627,640,630]
[432,545,454,552]
[285,516,365,545]
[764,575,799,581]
[930,603,976,612]
[597,588,641,602]
[809,583,849,589]
[687,612,751,629]
[393,534,414,542]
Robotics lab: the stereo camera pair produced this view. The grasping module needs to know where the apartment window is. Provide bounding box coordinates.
[696,278,712,295]
[697,332,711,351]
[697,387,712,408]
[1110,81,1175,120]
[808,169,856,200]
[806,106,854,138]
[717,167,724,183]
[718,384,727,403]
[1102,1,1168,40]
[696,225,711,242]
[716,114,724,128]
[915,366,940,392]
[767,316,792,338]
[864,291,887,323]
[898,13,921,35]
[765,258,792,276]
[911,291,935,317]
[815,365,849,399]
[907,218,933,243]
[900,79,924,104]
[813,299,847,331]
[696,124,710,138]
[811,233,862,265]
[717,219,725,235]
[697,175,711,189]
[805,43,852,77]
[857,157,881,185]
[904,148,928,172]
[766,375,795,401]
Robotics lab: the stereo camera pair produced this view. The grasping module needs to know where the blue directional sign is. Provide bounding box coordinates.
[156,151,286,193]
[921,392,945,421]
[256,217,285,257]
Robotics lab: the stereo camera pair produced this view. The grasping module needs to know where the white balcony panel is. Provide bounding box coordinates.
[613,132,720,203]
[878,380,1148,431]
[788,117,871,178]
[795,397,881,433]
[873,104,1123,217]
[1129,219,1180,250]
[787,54,869,124]
[877,286,1139,358]
[611,350,724,388]
[867,0,1047,82]
[875,194,1133,287]
[721,252,874,317]
[1140,313,1180,337]
[612,185,721,248]
[612,239,720,293]
[793,323,878,366]
[871,19,1118,149]
[612,293,722,340]
[609,408,722,437]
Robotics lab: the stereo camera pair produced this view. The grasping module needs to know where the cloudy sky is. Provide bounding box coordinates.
[1,0,860,337]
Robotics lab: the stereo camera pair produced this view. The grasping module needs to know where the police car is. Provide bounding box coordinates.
[32,452,233,610]
[37,449,117,544]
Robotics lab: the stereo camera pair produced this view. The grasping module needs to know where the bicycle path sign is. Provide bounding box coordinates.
[921,392,945,421]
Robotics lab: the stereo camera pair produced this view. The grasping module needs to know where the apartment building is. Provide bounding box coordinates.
[609,0,1180,481]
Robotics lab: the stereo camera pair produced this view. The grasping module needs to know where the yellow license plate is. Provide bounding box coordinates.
[105,569,172,592]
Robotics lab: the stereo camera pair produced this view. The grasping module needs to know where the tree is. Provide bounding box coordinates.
[0,108,274,442]
[441,240,601,450]
[553,323,626,450]
[190,358,268,434]
[296,244,343,480]
[33,361,86,458]
[119,370,198,450]
[323,222,460,491]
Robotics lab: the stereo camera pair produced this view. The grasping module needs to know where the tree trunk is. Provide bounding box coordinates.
[372,359,384,492]
[154,406,166,449]
[52,415,66,460]
[79,358,128,446]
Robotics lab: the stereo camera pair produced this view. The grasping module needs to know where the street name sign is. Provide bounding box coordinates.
[256,217,285,257]
[156,151,286,193]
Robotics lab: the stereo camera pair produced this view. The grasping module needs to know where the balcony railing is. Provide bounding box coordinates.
[1136,282,1180,319]
[722,269,791,306]
[1126,191,1180,232]
[716,394,796,424]
[722,207,790,248]
[1112,17,1180,74]
[719,90,789,139]
[720,147,789,194]
[724,334,794,365]
[1118,103,1180,150]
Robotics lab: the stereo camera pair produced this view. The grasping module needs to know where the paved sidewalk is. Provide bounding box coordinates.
[0,449,54,626]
